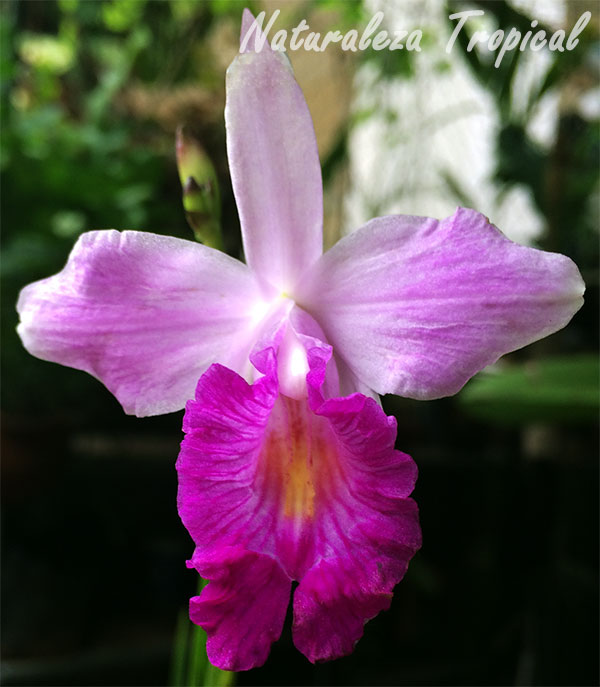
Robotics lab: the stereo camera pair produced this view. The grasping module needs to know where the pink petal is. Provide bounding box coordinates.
[177,356,278,559]
[293,555,403,663]
[293,356,421,663]
[188,546,290,672]
[17,230,263,416]
[177,310,420,665]
[297,207,585,400]
[226,22,323,292]
[239,8,267,53]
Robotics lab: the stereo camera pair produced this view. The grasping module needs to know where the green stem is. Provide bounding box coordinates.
[205,660,235,687]
[187,619,208,686]
[168,609,190,687]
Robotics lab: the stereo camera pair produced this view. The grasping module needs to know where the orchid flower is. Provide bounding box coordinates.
[17,9,584,672]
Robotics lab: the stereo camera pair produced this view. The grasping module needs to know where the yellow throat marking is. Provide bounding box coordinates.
[264,397,317,520]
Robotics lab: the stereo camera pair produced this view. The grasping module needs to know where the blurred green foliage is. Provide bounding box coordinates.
[460,355,599,425]
[446,0,599,424]
[1,0,260,414]
[446,1,599,268]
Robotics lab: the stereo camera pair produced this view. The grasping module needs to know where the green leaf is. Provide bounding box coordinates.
[102,0,146,33]
[458,355,599,426]
[18,32,76,74]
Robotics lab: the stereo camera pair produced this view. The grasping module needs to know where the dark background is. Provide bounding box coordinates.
[2,1,598,685]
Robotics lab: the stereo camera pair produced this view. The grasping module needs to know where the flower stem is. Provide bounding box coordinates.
[168,608,190,687]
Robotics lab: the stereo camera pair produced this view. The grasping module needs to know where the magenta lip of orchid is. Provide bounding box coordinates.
[16,7,584,673]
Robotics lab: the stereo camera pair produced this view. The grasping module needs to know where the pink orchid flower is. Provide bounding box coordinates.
[17,9,584,672]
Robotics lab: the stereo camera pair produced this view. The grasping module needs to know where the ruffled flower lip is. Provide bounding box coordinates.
[176,315,421,670]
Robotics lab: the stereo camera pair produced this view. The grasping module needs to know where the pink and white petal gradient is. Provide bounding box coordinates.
[226,10,323,293]
[16,7,585,422]
[176,311,421,670]
[17,231,264,416]
[297,208,585,400]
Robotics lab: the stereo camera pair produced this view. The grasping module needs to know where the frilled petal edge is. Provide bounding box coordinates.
[188,547,290,672]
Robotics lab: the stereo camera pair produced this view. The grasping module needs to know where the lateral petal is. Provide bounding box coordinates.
[226,23,323,292]
[16,230,263,416]
[297,207,585,400]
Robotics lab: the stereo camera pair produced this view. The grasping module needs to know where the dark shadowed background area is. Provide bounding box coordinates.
[1,1,598,685]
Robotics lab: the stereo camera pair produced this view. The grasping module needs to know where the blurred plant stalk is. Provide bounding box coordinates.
[176,127,222,250]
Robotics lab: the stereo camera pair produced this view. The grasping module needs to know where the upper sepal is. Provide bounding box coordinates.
[226,15,323,293]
